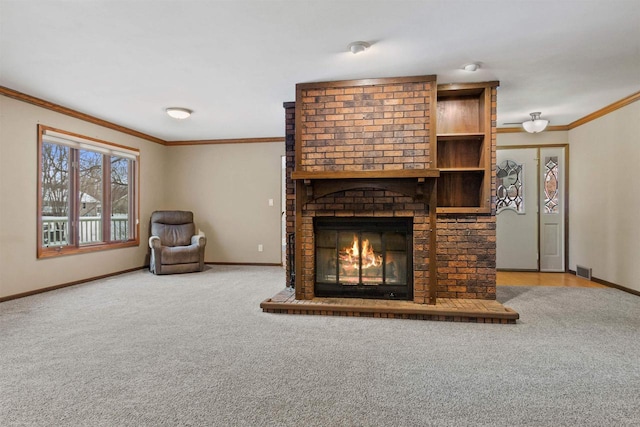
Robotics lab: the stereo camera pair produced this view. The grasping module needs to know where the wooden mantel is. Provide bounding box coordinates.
[291,169,440,180]
[291,169,440,202]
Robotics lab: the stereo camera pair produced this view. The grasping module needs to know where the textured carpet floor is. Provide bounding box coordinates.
[1,265,639,426]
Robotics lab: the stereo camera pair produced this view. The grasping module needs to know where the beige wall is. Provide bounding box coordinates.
[497,130,569,146]
[498,103,640,292]
[0,96,168,298]
[568,101,640,292]
[0,95,286,299]
[3,90,637,298]
[164,142,285,264]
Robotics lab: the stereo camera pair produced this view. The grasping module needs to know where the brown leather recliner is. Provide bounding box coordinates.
[149,211,206,274]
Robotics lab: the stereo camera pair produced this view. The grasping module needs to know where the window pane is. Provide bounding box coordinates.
[110,156,131,241]
[79,149,103,244]
[41,142,70,246]
[496,159,525,213]
[544,156,559,214]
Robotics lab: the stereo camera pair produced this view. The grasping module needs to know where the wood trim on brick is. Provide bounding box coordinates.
[297,75,437,90]
[438,81,500,93]
[291,170,440,180]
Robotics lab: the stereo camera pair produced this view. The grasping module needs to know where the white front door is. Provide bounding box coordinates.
[496,148,539,270]
[539,147,565,271]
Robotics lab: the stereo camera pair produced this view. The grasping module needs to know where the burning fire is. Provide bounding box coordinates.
[339,235,382,271]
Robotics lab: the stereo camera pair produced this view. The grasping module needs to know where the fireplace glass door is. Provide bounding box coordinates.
[315,218,412,300]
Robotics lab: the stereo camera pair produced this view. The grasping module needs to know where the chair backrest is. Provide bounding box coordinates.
[150,211,196,247]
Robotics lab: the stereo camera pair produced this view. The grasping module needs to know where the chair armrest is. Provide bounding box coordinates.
[191,234,206,247]
[149,235,162,249]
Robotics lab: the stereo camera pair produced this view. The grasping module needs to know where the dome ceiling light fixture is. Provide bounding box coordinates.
[521,112,549,133]
[347,41,370,54]
[463,62,480,72]
[504,112,550,133]
[166,107,193,120]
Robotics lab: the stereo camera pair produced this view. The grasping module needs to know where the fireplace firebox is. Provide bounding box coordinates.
[314,217,412,300]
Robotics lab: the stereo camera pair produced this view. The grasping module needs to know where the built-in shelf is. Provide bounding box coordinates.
[438,168,485,173]
[436,132,485,139]
[436,81,498,214]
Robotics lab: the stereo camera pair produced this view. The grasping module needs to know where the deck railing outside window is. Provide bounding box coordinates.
[42,216,129,246]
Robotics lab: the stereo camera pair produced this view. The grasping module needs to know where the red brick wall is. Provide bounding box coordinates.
[435,87,497,300]
[297,190,432,303]
[297,78,434,172]
[286,79,497,301]
[436,216,496,299]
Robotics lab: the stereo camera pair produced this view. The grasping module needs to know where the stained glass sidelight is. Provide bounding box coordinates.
[496,159,524,213]
[544,156,559,214]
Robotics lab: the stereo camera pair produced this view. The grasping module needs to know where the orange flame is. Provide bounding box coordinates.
[339,235,382,270]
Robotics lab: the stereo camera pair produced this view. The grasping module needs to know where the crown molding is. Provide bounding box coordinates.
[567,89,640,129]
[497,125,569,134]
[0,86,167,145]
[5,84,638,141]
[165,137,284,146]
[497,90,640,133]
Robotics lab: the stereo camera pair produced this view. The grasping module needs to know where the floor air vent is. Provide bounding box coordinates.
[576,265,592,280]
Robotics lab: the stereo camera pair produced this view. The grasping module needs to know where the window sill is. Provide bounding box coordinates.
[37,239,140,259]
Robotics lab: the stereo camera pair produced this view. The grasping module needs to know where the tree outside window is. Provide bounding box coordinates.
[38,125,139,258]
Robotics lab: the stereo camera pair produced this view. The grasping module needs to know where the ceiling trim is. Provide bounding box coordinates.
[165,137,285,146]
[497,125,569,134]
[4,84,639,141]
[497,89,640,133]
[0,86,166,145]
[567,89,640,129]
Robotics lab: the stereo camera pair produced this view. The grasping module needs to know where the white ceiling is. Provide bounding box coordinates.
[2,0,639,141]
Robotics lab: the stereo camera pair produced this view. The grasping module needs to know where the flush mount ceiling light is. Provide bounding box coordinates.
[348,41,370,54]
[522,112,549,133]
[463,63,480,72]
[165,107,192,119]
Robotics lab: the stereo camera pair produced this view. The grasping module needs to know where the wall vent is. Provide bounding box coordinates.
[576,265,592,280]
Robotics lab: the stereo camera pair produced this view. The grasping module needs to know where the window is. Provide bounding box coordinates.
[496,159,525,214]
[544,156,559,214]
[38,125,139,258]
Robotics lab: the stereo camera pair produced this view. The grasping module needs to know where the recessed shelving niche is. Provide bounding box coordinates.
[436,82,498,214]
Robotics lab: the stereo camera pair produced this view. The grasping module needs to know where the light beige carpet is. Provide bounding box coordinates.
[1,265,639,426]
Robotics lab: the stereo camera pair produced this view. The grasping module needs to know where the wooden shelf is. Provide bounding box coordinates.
[436,207,492,214]
[439,168,485,173]
[437,168,484,208]
[436,133,484,139]
[435,82,495,213]
[291,169,440,180]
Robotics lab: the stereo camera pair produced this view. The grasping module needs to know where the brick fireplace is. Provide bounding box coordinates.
[282,75,499,309]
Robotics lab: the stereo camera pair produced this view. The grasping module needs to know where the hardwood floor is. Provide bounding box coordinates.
[497,271,607,288]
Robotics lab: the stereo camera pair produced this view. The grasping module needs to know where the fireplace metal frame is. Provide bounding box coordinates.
[314,217,413,300]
